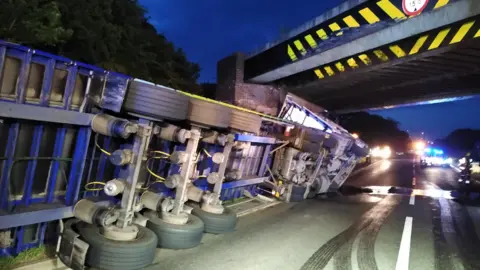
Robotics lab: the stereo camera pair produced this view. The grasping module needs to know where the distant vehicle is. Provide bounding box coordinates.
[370,146,391,159]
[420,148,452,168]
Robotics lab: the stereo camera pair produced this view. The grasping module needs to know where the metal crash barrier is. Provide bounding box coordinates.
[0,40,368,269]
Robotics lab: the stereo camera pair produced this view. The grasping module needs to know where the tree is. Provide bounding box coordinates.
[339,112,411,151]
[0,0,72,46]
[436,129,480,158]
[200,83,217,99]
[0,0,201,93]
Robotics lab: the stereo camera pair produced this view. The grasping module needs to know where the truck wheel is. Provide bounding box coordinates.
[230,110,262,134]
[192,207,237,234]
[144,211,204,249]
[306,183,320,199]
[187,99,232,128]
[77,222,157,270]
[123,80,189,120]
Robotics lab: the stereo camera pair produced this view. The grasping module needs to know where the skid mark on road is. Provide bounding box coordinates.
[449,200,480,269]
[432,197,480,270]
[357,208,394,270]
[333,235,356,270]
[301,196,400,270]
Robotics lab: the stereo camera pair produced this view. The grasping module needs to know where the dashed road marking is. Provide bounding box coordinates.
[395,216,413,270]
[409,194,415,205]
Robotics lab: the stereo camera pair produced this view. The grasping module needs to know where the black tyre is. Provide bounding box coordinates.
[188,99,232,128]
[306,183,320,199]
[77,223,157,270]
[192,207,237,234]
[230,110,262,134]
[123,80,189,120]
[306,190,316,199]
[144,211,204,249]
[351,143,369,157]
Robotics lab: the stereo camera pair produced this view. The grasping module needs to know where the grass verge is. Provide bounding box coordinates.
[0,246,50,270]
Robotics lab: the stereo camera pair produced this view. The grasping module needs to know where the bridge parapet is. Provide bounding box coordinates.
[245,0,459,82]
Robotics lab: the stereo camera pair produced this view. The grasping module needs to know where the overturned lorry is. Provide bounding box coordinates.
[0,40,368,269]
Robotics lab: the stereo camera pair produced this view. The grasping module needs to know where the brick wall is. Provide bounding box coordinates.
[216,52,322,116]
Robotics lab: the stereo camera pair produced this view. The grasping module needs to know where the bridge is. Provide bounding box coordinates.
[238,0,480,112]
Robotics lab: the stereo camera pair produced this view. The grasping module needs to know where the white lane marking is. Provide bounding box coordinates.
[395,216,413,270]
[409,194,415,205]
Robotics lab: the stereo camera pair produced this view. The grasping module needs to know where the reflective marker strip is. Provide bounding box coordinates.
[294,40,307,55]
[287,45,297,61]
[434,0,449,9]
[377,0,406,20]
[374,50,389,61]
[347,58,359,68]
[316,29,329,40]
[335,62,346,72]
[329,22,341,32]
[389,45,406,58]
[359,7,380,24]
[395,217,413,270]
[476,29,480,38]
[324,66,335,76]
[429,28,451,50]
[329,23,343,36]
[314,69,325,79]
[409,35,429,55]
[304,35,318,49]
[343,15,360,28]
[358,54,372,65]
[450,21,475,44]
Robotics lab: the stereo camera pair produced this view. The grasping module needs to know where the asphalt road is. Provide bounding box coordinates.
[146,157,480,270]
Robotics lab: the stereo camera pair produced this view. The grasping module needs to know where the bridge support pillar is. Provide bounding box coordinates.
[216,53,282,116]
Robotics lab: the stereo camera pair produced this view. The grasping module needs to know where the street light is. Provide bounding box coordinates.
[352,133,359,139]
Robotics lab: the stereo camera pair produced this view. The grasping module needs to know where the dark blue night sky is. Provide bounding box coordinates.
[140,0,480,140]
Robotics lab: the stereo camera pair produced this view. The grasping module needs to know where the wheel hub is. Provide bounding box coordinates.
[201,202,225,214]
[102,225,139,241]
[161,211,189,225]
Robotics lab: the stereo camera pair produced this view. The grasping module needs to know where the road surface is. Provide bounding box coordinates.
[146,157,480,270]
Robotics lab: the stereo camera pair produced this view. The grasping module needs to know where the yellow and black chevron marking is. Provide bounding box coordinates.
[277,16,480,86]
[244,0,456,80]
[286,0,454,62]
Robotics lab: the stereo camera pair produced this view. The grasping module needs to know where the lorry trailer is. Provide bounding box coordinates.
[0,40,368,269]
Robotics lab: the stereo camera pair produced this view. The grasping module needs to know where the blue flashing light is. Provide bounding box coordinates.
[433,149,444,155]
[424,148,432,153]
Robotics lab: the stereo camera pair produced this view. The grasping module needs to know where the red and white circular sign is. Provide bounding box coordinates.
[402,0,429,16]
